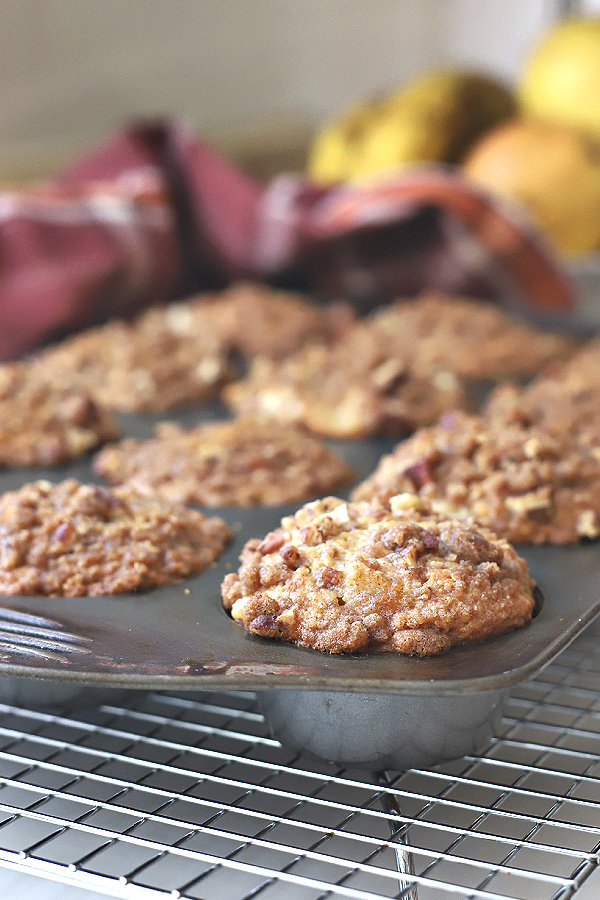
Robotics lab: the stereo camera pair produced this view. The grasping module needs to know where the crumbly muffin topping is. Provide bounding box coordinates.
[485,375,600,446]
[0,361,117,466]
[564,335,600,384]
[371,293,576,379]
[94,416,354,506]
[0,479,230,596]
[352,411,600,544]
[224,322,466,438]
[485,334,600,445]
[222,496,535,656]
[38,308,231,413]
[216,281,354,359]
[36,283,353,413]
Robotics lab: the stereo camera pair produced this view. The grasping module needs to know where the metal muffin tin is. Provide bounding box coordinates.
[0,402,597,769]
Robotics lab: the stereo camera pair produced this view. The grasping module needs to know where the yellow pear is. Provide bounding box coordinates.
[388,70,514,159]
[519,17,600,141]
[463,118,600,257]
[351,100,453,180]
[308,70,514,183]
[307,99,387,183]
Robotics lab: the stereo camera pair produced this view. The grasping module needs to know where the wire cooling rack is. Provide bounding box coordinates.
[0,635,597,898]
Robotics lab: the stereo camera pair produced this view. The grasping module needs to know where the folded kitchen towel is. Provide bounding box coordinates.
[0,119,574,360]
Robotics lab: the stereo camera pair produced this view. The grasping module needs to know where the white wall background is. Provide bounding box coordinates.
[0,0,570,173]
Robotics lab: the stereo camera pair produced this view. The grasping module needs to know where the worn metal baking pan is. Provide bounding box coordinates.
[0,403,597,767]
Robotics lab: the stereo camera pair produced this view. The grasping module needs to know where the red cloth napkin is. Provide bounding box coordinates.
[0,120,574,361]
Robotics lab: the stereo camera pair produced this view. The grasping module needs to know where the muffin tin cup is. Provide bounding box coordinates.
[258,687,508,770]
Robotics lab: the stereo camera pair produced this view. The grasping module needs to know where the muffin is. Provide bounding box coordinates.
[94,416,354,506]
[352,411,600,543]
[222,495,536,656]
[37,307,231,413]
[224,321,466,438]
[370,293,576,379]
[0,480,230,596]
[214,281,354,360]
[0,361,117,466]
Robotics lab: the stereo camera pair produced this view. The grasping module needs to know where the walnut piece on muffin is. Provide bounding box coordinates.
[370,293,576,380]
[352,411,600,544]
[0,480,230,597]
[94,416,354,507]
[0,361,117,466]
[222,495,536,656]
[224,322,466,438]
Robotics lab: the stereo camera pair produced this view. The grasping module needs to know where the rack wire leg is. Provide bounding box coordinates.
[377,770,418,900]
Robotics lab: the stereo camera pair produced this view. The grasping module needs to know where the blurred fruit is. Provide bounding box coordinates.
[349,98,451,180]
[463,118,600,257]
[519,17,600,141]
[354,71,515,179]
[307,100,384,183]
[308,70,515,183]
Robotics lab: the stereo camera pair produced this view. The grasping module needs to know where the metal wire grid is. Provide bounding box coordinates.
[0,637,596,898]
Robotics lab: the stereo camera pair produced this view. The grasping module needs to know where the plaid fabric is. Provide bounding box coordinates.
[0,121,574,360]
